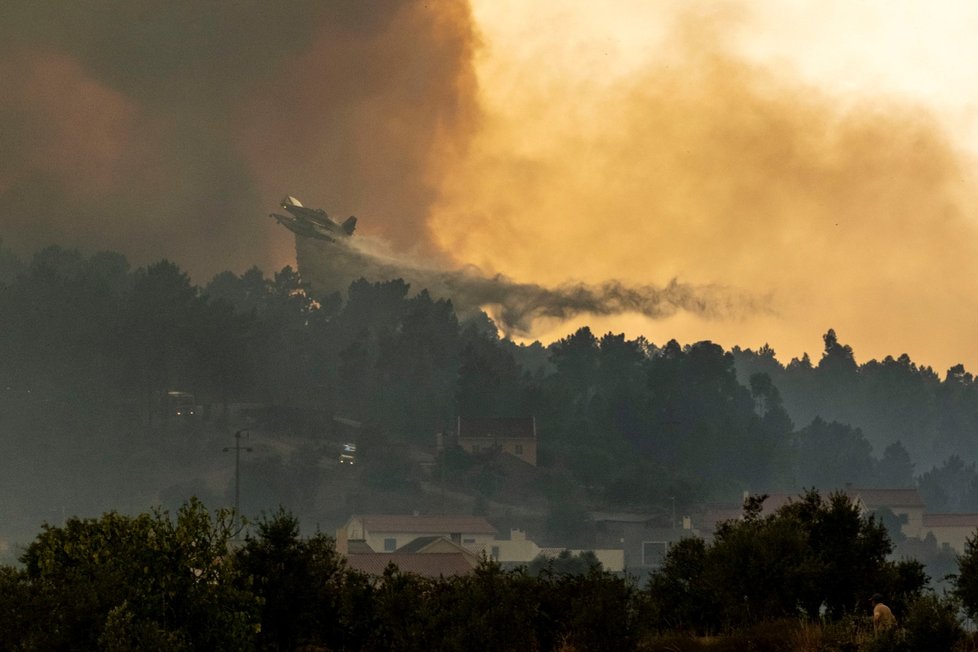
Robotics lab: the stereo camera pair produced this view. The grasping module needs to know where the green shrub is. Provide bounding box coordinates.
[858,627,905,652]
[901,593,964,652]
[720,620,807,652]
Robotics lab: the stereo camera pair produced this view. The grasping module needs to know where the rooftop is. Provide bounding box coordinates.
[846,488,925,508]
[353,514,498,536]
[923,513,978,528]
[458,416,536,439]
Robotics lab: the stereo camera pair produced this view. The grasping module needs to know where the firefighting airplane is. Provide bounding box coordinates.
[269,196,357,242]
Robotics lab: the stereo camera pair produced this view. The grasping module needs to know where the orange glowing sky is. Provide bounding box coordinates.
[428,0,978,372]
[2,1,978,374]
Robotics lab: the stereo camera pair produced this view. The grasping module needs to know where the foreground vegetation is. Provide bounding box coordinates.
[3,492,978,651]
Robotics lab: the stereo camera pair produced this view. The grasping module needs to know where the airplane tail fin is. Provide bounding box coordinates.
[342,216,357,236]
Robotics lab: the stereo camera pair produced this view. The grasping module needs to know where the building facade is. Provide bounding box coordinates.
[453,416,538,466]
[337,514,498,554]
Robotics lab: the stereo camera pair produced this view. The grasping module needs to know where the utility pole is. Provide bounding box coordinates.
[223,430,252,531]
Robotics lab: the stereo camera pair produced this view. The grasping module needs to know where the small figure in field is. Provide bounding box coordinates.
[870,593,896,632]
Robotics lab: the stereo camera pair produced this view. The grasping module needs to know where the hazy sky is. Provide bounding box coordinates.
[2,1,978,372]
[437,0,978,372]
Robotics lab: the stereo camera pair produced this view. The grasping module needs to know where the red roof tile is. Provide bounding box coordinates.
[923,513,978,528]
[846,488,925,508]
[458,417,535,439]
[356,514,497,535]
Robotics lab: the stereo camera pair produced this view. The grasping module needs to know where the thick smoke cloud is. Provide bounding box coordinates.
[427,2,978,369]
[440,275,761,335]
[295,232,764,335]
[0,1,478,280]
[6,1,978,368]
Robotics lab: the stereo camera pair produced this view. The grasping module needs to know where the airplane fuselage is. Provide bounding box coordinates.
[270,196,356,240]
[270,213,337,242]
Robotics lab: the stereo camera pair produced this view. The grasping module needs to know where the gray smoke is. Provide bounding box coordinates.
[0,1,479,280]
[295,230,766,336]
[440,272,762,335]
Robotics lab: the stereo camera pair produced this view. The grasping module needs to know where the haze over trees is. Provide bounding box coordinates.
[733,330,978,473]
[6,243,978,646]
[3,243,978,545]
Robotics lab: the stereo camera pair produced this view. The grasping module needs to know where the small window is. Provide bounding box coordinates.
[463,538,475,544]
[384,538,396,551]
[642,541,669,567]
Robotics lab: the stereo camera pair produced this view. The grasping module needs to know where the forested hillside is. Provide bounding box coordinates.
[2,243,978,547]
[734,333,978,512]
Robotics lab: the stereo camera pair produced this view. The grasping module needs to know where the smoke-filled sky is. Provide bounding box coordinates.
[3,1,978,372]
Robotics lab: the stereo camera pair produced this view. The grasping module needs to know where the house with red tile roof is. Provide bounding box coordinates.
[477,528,625,572]
[452,416,537,466]
[693,488,927,541]
[591,513,695,570]
[396,535,481,566]
[678,487,978,557]
[845,487,926,539]
[336,514,497,555]
[922,513,978,553]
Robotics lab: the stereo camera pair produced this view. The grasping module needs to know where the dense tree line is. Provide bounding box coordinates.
[649,490,926,630]
[1,495,975,651]
[734,331,978,485]
[0,501,639,651]
[4,243,978,520]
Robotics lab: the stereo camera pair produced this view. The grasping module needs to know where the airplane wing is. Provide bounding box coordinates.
[271,197,349,242]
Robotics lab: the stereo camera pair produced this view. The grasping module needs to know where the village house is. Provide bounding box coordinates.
[444,416,538,466]
[339,523,485,579]
[396,535,482,565]
[921,513,978,554]
[591,512,695,571]
[337,516,625,575]
[691,488,927,543]
[336,514,498,555]
[478,528,625,572]
[845,486,926,539]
